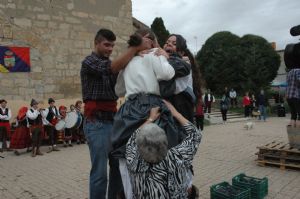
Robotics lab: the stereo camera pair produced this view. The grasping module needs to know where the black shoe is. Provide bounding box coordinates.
[64,144,68,148]
[14,151,20,156]
[188,185,199,199]
[77,141,81,145]
[69,144,73,147]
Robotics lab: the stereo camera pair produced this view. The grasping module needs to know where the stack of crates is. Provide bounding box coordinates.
[210,182,251,199]
[232,173,268,199]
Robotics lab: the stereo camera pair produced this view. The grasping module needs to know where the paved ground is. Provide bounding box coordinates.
[0,116,299,199]
[206,108,248,124]
[193,116,300,199]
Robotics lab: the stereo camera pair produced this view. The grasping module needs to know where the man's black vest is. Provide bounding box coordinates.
[28,109,42,125]
[0,108,9,123]
[204,94,210,103]
[46,106,58,122]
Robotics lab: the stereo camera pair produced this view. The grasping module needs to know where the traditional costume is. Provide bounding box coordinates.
[203,91,215,116]
[10,107,31,153]
[74,101,85,144]
[59,106,72,147]
[42,98,60,152]
[26,99,44,157]
[0,99,12,152]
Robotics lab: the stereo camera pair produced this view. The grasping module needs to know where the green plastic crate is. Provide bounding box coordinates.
[232,173,268,199]
[210,181,251,199]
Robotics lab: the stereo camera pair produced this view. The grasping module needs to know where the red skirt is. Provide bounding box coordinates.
[0,122,11,138]
[10,126,31,149]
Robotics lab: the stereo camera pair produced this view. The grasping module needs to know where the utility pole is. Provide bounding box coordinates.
[194,36,198,56]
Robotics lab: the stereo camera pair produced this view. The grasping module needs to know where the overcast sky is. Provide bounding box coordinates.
[132,0,300,54]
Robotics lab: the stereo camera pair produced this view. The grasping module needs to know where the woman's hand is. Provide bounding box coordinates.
[154,48,169,59]
[163,100,188,126]
[148,107,161,121]
[138,49,152,57]
[163,100,181,117]
[182,56,190,64]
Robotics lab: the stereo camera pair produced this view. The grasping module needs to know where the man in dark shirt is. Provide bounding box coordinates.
[81,28,150,199]
[257,89,268,121]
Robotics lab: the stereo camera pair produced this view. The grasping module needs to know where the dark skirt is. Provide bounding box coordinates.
[10,126,31,149]
[110,93,180,158]
[167,91,195,123]
[64,128,73,141]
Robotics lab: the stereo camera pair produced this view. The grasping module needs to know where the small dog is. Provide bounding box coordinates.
[244,122,254,130]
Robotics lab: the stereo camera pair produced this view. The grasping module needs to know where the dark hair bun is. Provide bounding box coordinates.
[128,33,142,47]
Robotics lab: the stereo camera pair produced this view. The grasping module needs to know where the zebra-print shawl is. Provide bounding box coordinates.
[126,122,202,198]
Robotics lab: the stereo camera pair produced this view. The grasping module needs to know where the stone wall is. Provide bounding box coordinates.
[0,0,133,101]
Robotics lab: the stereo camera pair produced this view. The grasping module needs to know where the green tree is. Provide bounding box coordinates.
[196,31,280,95]
[239,34,280,92]
[151,17,170,47]
[196,31,243,93]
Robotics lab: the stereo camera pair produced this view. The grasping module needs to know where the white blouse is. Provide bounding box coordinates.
[26,108,40,120]
[115,48,175,98]
[0,107,11,121]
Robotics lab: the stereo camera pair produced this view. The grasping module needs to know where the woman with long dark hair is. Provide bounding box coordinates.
[161,34,203,122]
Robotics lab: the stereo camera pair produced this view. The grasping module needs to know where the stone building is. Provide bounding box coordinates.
[132,17,149,31]
[0,0,133,101]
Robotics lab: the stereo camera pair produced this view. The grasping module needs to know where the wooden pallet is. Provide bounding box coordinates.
[257,141,300,154]
[256,141,300,170]
[256,159,300,170]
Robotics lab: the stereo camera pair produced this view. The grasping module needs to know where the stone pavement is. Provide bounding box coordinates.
[0,116,299,199]
[193,116,300,199]
[206,108,248,124]
[0,145,90,199]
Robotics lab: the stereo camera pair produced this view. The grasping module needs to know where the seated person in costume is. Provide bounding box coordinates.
[126,101,202,198]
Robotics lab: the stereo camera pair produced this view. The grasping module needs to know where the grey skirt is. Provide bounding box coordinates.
[110,93,180,158]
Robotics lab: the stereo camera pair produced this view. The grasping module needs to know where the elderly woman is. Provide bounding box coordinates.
[126,101,202,198]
